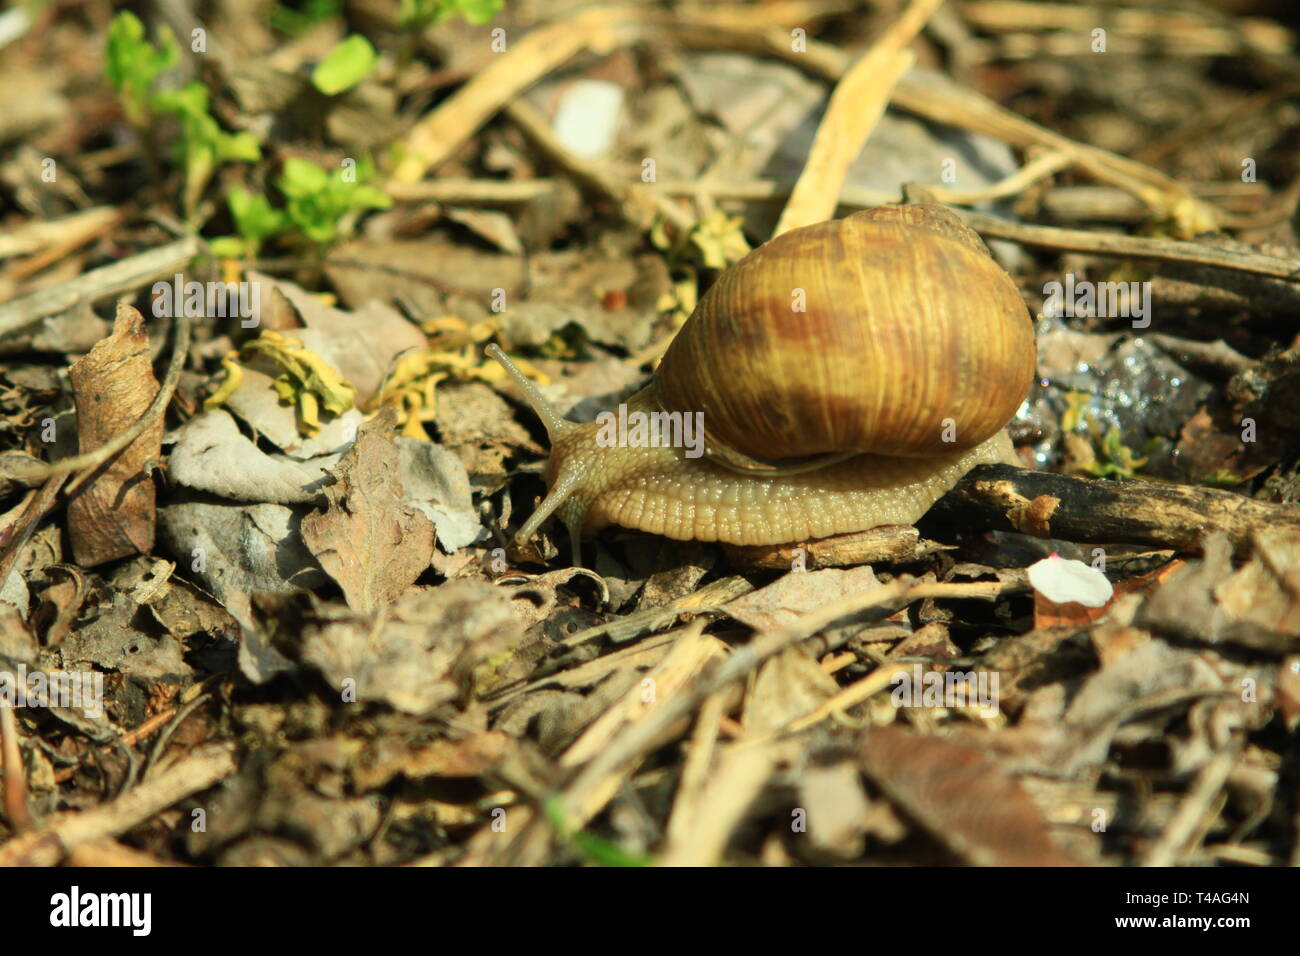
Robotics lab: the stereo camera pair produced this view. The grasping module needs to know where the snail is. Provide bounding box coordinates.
[488,203,1036,562]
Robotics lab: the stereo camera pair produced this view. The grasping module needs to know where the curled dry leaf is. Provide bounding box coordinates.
[300,408,434,612]
[167,409,342,504]
[66,302,162,567]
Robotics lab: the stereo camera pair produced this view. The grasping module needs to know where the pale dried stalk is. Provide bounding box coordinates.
[0,236,198,341]
[0,701,34,831]
[658,739,786,866]
[663,689,729,849]
[774,0,945,235]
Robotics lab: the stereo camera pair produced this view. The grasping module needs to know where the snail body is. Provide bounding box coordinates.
[490,203,1035,560]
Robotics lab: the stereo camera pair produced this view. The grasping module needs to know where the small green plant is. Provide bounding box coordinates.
[277,156,392,245]
[151,84,261,216]
[311,34,378,95]
[104,11,260,218]
[209,188,290,259]
[1085,426,1152,479]
[399,0,503,30]
[104,11,178,128]
[210,158,391,259]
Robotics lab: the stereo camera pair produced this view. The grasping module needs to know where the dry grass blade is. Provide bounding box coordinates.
[773,0,945,235]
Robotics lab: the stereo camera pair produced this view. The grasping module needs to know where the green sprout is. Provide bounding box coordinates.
[104,11,260,219]
[151,83,261,217]
[543,797,652,867]
[399,0,503,30]
[104,11,178,128]
[277,156,392,245]
[209,188,290,260]
[311,34,378,96]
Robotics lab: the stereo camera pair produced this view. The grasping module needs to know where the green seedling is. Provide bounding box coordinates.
[269,0,343,37]
[311,34,378,96]
[105,11,261,218]
[151,83,261,217]
[277,156,392,245]
[209,188,290,260]
[543,796,652,867]
[399,0,503,30]
[105,11,179,128]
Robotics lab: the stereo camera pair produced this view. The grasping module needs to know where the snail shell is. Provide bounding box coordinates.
[654,203,1035,470]
[489,203,1036,560]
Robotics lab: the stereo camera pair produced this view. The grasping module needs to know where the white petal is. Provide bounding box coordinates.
[1027,554,1114,607]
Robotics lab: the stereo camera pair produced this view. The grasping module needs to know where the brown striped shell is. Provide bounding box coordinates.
[654,204,1035,470]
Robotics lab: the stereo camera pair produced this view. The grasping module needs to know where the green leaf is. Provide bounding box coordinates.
[225,188,287,257]
[455,0,503,25]
[350,185,394,211]
[542,796,652,867]
[105,11,179,126]
[217,131,262,163]
[147,82,260,216]
[279,157,330,198]
[208,236,247,258]
[311,35,377,96]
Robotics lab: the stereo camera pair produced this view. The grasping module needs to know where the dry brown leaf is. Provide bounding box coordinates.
[66,302,161,566]
[1140,532,1300,650]
[300,408,434,612]
[743,645,840,734]
[858,725,1083,866]
[722,566,880,632]
[298,581,525,714]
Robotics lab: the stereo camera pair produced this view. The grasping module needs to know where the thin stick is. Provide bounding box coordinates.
[774,0,945,234]
[1141,746,1239,866]
[386,151,1072,209]
[0,743,236,867]
[0,236,199,341]
[552,577,1002,825]
[502,100,692,232]
[394,6,646,182]
[954,209,1300,281]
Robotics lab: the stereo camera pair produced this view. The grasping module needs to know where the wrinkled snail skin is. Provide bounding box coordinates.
[487,203,1036,558]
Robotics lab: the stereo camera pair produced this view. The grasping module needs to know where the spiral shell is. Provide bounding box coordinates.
[654,204,1035,467]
